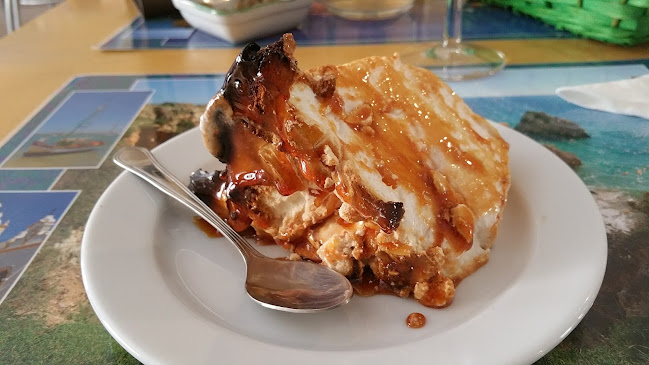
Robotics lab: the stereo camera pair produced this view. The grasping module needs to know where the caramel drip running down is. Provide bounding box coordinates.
[192,216,224,238]
[221,35,335,197]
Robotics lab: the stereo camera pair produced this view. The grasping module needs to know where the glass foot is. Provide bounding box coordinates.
[401,42,506,81]
[323,0,415,20]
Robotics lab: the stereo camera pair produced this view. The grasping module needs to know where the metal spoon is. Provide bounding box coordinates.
[113,146,353,313]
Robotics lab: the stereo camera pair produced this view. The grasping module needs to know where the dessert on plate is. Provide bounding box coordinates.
[190,34,510,307]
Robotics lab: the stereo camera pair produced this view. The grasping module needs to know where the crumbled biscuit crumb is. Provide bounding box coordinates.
[362,126,375,136]
[360,114,373,126]
[324,177,334,189]
[306,65,337,98]
[339,202,362,222]
[321,145,339,167]
[413,282,429,300]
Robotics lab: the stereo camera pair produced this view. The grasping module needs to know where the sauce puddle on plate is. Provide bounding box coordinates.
[406,312,426,328]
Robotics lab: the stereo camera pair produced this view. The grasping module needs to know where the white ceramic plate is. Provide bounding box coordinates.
[81,124,607,365]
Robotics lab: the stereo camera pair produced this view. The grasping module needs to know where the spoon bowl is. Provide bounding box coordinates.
[113,146,353,313]
[245,257,354,312]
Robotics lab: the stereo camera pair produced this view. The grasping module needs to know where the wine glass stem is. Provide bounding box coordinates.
[443,0,464,48]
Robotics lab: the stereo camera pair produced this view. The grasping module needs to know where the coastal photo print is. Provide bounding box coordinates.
[2,90,152,169]
[0,191,79,304]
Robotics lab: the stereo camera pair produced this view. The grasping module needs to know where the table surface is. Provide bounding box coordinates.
[2,0,649,141]
[1,0,649,364]
[98,4,574,50]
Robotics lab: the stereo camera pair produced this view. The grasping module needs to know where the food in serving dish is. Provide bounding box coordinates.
[171,0,314,43]
[190,34,510,307]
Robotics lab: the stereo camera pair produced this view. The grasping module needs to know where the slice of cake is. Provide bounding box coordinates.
[191,34,510,307]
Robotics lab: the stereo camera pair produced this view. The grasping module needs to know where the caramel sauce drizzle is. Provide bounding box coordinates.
[321,58,503,252]
[192,216,223,238]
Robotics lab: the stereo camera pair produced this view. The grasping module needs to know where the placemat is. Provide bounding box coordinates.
[1,61,647,364]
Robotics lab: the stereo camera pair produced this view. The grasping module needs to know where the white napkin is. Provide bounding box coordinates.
[556,74,649,120]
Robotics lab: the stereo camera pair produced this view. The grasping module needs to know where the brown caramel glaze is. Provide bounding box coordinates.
[350,251,454,308]
[214,35,336,196]
[416,275,455,308]
[221,34,298,150]
[337,182,404,234]
[228,121,306,196]
[373,252,446,299]
[191,217,259,241]
[277,239,321,263]
[351,269,398,297]
[189,168,254,232]
[352,272,453,308]
[192,216,224,238]
[188,168,321,263]
[406,313,426,328]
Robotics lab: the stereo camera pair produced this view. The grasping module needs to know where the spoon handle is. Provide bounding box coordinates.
[113,146,262,262]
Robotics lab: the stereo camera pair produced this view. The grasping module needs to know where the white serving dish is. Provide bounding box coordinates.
[171,0,314,43]
[81,125,607,365]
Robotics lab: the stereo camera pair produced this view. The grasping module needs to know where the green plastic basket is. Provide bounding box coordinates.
[484,0,649,45]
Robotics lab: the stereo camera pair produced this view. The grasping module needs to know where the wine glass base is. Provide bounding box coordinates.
[324,0,414,20]
[401,43,506,81]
